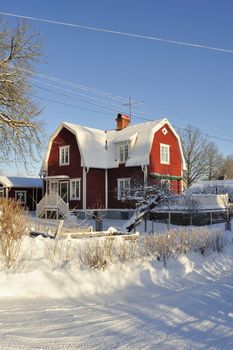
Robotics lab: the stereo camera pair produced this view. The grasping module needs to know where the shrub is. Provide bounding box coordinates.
[78,238,114,269]
[143,227,224,265]
[0,198,28,269]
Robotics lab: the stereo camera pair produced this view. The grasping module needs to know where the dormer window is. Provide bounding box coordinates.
[119,142,129,163]
[59,145,70,166]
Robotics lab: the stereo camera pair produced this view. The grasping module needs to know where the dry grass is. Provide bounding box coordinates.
[143,227,224,264]
[78,238,114,269]
[0,206,226,271]
[0,198,28,269]
[43,239,77,262]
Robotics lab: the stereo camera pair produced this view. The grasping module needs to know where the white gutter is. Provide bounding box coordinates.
[105,169,108,209]
[83,167,89,210]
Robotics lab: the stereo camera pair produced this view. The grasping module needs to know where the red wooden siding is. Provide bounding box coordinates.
[149,123,182,193]
[108,165,144,209]
[8,188,42,211]
[86,169,105,209]
[46,122,184,209]
[48,127,83,209]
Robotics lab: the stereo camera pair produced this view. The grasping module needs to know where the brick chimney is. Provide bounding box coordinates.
[115,113,131,131]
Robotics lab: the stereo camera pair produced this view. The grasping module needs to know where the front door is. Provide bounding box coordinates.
[49,181,58,195]
[60,181,69,203]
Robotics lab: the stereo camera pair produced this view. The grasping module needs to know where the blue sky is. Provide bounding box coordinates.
[1,0,233,175]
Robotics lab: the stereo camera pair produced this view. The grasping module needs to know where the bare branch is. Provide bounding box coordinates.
[0,18,44,169]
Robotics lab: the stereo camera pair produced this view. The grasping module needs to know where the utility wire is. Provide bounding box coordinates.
[33,79,136,113]
[34,79,233,136]
[37,91,233,145]
[1,11,233,54]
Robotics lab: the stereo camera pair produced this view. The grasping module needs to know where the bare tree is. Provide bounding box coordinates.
[181,125,209,187]
[0,20,43,168]
[221,155,233,179]
[205,142,223,180]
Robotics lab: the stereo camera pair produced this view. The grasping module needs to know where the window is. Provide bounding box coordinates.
[160,144,170,164]
[117,178,130,200]
[118,142,129,163]
[15,191,27,204]
[70,178,81,200]
[161,178,170,190]
[59,145,70,165]
[49,181,58,195]
[0,189,4,198]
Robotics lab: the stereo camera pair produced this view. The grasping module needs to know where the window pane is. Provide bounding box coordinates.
[60,146,69,165]
[160,144,169,164]
[70,180,80,200]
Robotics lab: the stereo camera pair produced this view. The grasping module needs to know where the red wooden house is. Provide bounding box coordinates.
[0,176,43,211]
[38,114,186,218]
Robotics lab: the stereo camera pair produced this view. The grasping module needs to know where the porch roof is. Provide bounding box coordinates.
[45,175,69,180]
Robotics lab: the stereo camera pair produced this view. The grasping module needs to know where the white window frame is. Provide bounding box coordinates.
[70,178,81,200]
[59,145,70,166]
[160,143,170,165]
[15,190,27,204]
[117,178,130,200]
[118,142,129,163]
[59,181,69,203]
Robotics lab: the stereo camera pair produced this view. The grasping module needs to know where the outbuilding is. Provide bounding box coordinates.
[0,176,44,211]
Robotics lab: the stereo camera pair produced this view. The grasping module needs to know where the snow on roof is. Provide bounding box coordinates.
[64,122,108,168]
[41,118,186,171]
[188,180,233,193]
[153,193,229,212]
[0,176,43,188]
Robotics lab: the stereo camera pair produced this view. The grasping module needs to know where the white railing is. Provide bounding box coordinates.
[36,194,69,218]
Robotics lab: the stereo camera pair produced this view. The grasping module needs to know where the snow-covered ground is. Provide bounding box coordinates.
[1,219,233,349]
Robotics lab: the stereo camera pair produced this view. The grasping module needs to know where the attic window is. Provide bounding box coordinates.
[59,145,70,166]
[118,142,129,163]
[162,127,168,135]
[160,143,170,164]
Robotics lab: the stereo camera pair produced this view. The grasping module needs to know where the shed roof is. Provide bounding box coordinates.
[0,176,43,188]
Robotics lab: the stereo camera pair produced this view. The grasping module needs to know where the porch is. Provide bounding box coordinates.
[36,194,69,219]
[37,176,70,218]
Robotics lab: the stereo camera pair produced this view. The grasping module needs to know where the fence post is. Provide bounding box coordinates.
[167,212,171,231]
[190,213,193,226]
[144,213,147,233]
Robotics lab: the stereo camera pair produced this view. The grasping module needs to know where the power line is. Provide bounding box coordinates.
[37,92,233,145]
[32,79,134,113]
[1,11,233,54]
[19,67,233,136]
[35,79,233,136]
[33,76,233,138]
[38,96,115,116]
[6,57,233,144]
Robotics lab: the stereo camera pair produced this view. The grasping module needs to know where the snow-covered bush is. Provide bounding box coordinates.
[0,198,28,269]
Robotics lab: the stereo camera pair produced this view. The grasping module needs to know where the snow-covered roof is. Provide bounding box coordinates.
[188,180,233,193]
[0,176,43,188]
[153,193,229,212]
[41,118,186,171]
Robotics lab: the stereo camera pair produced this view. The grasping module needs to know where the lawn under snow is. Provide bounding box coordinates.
[1,219,233,349]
